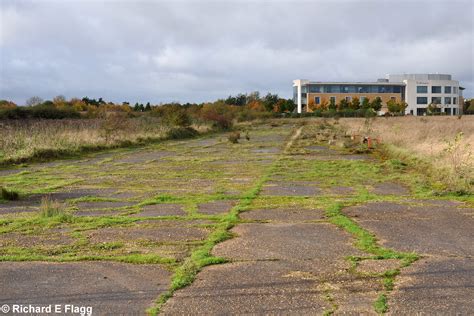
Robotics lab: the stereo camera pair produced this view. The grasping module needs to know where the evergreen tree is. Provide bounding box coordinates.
[361,97,370,109]
[370,97,382,111]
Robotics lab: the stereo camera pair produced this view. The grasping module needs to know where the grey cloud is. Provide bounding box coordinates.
[0,0,473,105]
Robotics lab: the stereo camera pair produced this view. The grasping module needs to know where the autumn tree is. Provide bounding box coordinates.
[350,97,360,110]
[26,96,43,107]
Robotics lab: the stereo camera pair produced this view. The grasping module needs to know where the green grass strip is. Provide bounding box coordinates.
[146,139,283,315]
[325,201,419,314]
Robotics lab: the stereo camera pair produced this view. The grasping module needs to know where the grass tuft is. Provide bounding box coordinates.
[40,196,69,219]
[374,293,388,314]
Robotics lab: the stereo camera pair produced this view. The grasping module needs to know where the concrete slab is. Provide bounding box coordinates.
[132,204,186,217]
[87,222,209,244]
[261,185,321,197]
[161,261,330,315]
[0,262,171,315]
[213,223,363,265]
[76,201,135,210]
[371,182,409,196]
[389,258,474,315]
[343,202,474,256]
[240,208,325,222]
[197,200,236,215]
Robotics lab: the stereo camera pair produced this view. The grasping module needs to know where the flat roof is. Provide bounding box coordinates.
[305,81,405,86]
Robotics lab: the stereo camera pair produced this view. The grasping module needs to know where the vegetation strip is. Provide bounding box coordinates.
[146,128,295,315]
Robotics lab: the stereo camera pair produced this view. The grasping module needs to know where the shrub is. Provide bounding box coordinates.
[166,127,198,139]
[100,112,130,143]
[228,131,240,144]
[30,104,80,119]
[0,104,80,119]
[157,105,192,127]
[0,107,29,119]
[199,102,235,130]
[1,187,19,200]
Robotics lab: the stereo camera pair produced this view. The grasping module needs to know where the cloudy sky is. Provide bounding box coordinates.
[1,0,473,105]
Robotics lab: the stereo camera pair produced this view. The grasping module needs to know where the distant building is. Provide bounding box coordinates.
[293,74,464,115]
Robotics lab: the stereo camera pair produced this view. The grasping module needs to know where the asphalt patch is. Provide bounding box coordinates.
[0,262,171,315]
[343,201,474,256]
[197,200,236,215]
[261,184,321,197]
[389,257,474,314]
[371,182,409,196]
[76,201,135,210]
[161,261,330,315]
[240,208,325,222]
[213,223,363,264]
[132,204,186,217]
[87,221,209,243]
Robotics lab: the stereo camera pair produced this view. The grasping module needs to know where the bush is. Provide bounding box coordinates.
[1,187,19,200]
[157,105,192,127]
[30,104,81,119]
[166,127,198,139]
[0,104,80,119]
[0,107,29,119]
[199,102,235,130]
[228,131,240,143]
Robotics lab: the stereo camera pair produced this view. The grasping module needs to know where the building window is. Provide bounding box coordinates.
[326,85,341,93]
[444,86,451,94]
[453,87,458,94]
[431,97,442,104]
[453,97,457,104]
[330,96,336,104]
[314,97,320,104]
[345,96,352,102]
[445,97,451,104]
[431,86,442,93]
[417,86,428,93]
[417,97,428,104]
[309,85,321,93]
[417,108,427,116]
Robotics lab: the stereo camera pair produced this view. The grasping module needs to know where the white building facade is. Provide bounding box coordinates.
[293,74,464,115]
[387,74,463,116]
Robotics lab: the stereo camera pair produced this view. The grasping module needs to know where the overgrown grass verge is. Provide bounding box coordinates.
[0,127,202,167]
[379,144,472,195]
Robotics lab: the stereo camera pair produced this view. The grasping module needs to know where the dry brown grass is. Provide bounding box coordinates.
[339,116,474,192]
[0,118,170,163]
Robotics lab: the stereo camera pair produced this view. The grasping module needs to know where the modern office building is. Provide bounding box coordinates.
[293,74,464,115]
